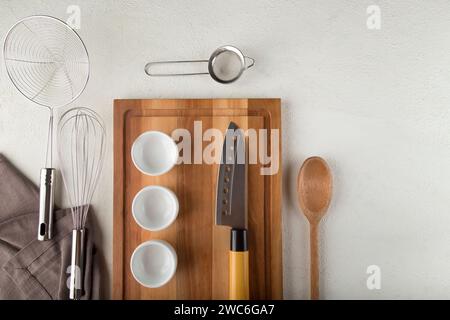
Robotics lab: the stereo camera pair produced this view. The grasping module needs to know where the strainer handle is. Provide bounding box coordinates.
[38,168,55,241]
[144,60,210,77]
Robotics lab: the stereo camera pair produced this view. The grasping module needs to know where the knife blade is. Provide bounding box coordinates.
[215,121,249,300]
[216,122,247,229]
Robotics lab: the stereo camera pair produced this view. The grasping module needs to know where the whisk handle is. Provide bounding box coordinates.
[69,229,86,300]
[38,168,55,241]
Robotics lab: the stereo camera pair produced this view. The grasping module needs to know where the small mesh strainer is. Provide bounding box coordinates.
[145,45,254,84]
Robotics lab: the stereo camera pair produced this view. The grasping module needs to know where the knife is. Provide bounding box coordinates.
[216,122,249,300]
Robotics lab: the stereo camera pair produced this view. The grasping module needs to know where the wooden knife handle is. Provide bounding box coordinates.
[229,229,249,300]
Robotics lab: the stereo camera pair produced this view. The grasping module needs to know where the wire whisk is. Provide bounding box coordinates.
[57,107,106,299]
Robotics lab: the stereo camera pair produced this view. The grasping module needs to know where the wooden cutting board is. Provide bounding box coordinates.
[113,99,282,299]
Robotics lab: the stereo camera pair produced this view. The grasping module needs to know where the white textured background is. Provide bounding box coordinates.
[1,0,450,299]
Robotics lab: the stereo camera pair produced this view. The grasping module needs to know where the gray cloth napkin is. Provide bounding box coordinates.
[0,154,100,299]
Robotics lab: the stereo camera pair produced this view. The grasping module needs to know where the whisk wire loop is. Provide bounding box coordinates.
[58,107,106,230]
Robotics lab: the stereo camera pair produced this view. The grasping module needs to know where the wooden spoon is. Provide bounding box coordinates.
[297,157,333,300]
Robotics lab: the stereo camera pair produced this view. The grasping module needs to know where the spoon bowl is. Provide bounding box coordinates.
[298,157,332,223]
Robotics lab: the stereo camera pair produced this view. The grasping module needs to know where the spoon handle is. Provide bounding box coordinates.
[310,223,319,300]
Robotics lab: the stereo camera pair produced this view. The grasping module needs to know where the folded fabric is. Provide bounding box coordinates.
[0,154,100,299]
